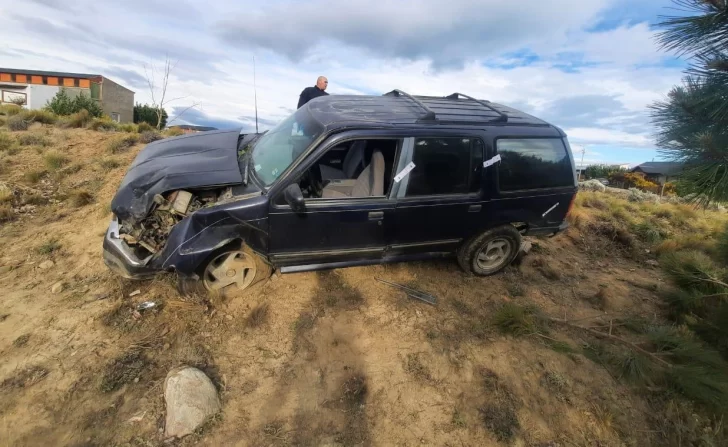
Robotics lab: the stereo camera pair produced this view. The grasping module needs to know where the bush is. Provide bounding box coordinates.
[23,170,45,184]
[17,133,51,147]
[138,130,162,144]
[119,123,138,133]
[164,127,184,137]
[68,190,93,207]
[19,109,57,125]
[99,158,121,171]
[45,90,103,117]
[43,151,69,171]
[133,103,167,129]
[628,188,660,203]
[136,122,154,133]
[0,132,13,151]
[579,179,606,192]
[7,115,28,131]
[106,134,138,153]
[89,117,120,132]
[0,104,22,116]
[64,109,91,128]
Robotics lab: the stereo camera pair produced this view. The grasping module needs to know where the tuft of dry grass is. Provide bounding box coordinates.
[404,353,433,382]
[19,109,57,125]
[0,204,13,222]
[245,303,270,328]
[137,122,154,133]
[43,151,69,170]
[0,132,13,151]
[68,190,93,207]
[17,133,51,147]
[0,365,48,389]
[0,183,12,204]
[139,130,163,144]
[22,170,45,184]
[0,104,22,116]
[98,158,121,171]
[492,303,541,336]
[100,349,150,392]
[7,115,28,131]
[164,127,185,137]
[36,239,61,255]
[106,134,138,153]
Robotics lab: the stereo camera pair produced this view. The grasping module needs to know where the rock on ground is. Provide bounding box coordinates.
[51,282,64,294]
[38,260,54,270]
[164,366,220,438]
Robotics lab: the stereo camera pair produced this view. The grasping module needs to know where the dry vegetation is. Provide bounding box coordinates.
[1,115,728,445]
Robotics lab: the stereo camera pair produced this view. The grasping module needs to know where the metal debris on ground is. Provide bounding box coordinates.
[136,301,159,311]
[375,277,437,305]
[129,290,141,297]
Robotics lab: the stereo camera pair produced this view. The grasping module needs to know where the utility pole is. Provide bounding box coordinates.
[579,147,586,181]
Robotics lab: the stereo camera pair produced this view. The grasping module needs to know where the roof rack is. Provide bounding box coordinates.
[384,89,436,120]
[445,92,508,123]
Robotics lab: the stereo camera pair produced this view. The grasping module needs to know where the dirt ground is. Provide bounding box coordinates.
[0,127,672,446]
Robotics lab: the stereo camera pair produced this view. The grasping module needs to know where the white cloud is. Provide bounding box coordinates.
[0,0,684,162]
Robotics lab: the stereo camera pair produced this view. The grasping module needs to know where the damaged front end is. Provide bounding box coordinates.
[103,129,269,280]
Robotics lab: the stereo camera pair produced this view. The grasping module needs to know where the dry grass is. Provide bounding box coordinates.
[23,170,45,184]
[139,130,163,144]
[245,303,270,328]
[17,133,51,147]
[0,132,13,151]
[43,151,69,171]
[68,190,93,207]
[98,158,121,171]
[36,239,61,255]
[7,115,28,131]
[106,134,138,154]
[0,204,13,222]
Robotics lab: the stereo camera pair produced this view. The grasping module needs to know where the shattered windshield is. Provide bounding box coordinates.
[251,107,324,187]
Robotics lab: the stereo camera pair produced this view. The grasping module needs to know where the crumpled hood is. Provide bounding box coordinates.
[111,129,244,224]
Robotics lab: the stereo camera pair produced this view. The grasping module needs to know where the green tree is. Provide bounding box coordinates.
[45,90,103,117]
[651,0,728,205]
[133,103,167,129]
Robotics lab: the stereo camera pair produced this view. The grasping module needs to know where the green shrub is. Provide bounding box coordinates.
[0,132,13,151]
[45,90,103,117]
[661,250,726,296]
[139,130,162,144]
[43,151,69,170]
[65,109,91,128]
[106,134,138,153]
[492,303,542,336]
[23,170,45,184]
[133,103,167,128]
[7,115,28,131]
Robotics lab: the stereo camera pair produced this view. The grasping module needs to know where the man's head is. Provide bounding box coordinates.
[316,76,328,91]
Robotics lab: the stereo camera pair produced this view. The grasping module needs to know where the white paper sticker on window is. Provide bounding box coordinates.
[394,162,416,183]
[483,154,502,168]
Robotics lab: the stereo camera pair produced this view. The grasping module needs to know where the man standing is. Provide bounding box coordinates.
[297,76,328,108]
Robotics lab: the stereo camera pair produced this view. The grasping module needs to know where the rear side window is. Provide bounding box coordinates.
[496,138,573,191]
[406,137,483,196]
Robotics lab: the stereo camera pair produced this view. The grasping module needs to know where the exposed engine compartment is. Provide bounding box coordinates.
[117,187,236,259]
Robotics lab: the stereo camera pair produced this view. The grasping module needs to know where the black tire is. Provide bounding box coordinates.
[457,225,522,276]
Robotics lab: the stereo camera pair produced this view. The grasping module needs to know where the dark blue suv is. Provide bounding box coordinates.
[103,91,577,294]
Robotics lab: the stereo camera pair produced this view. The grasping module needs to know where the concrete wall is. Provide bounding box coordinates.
[28,85,61,109]
[101,77,134,123]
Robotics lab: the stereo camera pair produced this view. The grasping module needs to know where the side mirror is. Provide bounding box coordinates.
[284,183,306,212]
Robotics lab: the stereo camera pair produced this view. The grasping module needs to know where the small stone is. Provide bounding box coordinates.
[51,282,64,294]
[163,343,171,350]
[646,260,659,267]
[38,260,54,270]
[133,377,140,383]
[225,314,233,321]
[164,366,221,438]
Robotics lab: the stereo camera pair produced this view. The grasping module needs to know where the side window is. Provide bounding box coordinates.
[496,138,573,191]
[406,137,483,196]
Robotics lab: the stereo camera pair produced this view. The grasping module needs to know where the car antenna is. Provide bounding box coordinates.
[253,56,259,134]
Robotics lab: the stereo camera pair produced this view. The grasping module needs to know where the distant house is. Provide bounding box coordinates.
[631,161,683,184]
[0,68,134,123]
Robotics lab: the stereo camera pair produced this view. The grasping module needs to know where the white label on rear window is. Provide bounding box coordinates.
[483,154,502,168]
[394,162,416,183]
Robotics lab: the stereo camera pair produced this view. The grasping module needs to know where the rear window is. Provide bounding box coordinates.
[406,137,483,196]
[496,138,573,191]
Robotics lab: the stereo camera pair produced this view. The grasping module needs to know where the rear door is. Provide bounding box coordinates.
[387,134,486,257]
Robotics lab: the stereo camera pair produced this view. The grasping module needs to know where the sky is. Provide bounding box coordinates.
[0,0,692,166]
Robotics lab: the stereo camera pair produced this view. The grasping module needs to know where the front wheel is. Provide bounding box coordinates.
[180,245,271,297]
[457,226,521,276]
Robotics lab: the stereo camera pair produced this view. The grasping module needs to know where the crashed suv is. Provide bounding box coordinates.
[104,90,578,293]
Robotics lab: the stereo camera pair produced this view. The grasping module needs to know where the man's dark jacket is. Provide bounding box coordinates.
[297,86,328,109]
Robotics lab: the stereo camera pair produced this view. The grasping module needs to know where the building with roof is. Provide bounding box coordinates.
[631,161,683,184]
[0,68,134,123]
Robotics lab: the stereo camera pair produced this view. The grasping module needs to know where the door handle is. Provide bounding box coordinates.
[468,204,482,212]
[368,211,384,221]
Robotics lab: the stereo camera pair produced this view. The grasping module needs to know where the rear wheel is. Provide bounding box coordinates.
[458,226,521,276]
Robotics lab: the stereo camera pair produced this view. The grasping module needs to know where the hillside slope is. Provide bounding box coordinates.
[0,123,726,446]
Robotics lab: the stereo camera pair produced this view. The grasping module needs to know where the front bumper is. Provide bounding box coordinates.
[102,217,158,279]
